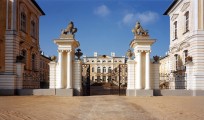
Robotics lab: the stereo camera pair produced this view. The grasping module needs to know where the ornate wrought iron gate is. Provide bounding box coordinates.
[82,64,90,96]
[82,64,127,96]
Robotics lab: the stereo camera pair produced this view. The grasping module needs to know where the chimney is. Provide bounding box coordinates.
[111,52,115,57]
[94,52,98,57]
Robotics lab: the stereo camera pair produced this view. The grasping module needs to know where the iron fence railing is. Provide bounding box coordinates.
[159,73,186,89]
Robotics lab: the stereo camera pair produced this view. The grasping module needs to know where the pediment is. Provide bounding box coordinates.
[181,2,190,12]
[171,14,179,21]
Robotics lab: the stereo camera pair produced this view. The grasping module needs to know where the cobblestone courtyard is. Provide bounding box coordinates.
[0,95,204,120]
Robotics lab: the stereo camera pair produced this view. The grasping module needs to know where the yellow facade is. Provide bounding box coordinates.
[0,0,45,90]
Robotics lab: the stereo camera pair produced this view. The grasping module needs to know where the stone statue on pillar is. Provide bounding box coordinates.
[126,49,134,60]
[60,21,77,38]
[132,22,149,39]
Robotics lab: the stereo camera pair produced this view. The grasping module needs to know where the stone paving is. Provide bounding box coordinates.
[0,96,204,120]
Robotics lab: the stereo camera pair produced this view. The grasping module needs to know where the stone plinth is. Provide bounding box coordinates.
[135,90,153,96]
[56,89,73,96]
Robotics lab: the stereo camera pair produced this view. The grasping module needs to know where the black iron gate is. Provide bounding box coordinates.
[82,64,90,96]
[82,64,127,96]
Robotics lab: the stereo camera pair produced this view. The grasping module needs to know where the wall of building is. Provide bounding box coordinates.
[83,52,127,83]
[0,0,45,93]
[161,0,204,90]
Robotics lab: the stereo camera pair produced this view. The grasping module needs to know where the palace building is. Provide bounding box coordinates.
[160,0,204,90]
[0,0,45,95]
[83,52,127,84]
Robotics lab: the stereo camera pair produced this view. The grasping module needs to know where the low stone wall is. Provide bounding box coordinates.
[154,89,204,96]
[17,89,56,96]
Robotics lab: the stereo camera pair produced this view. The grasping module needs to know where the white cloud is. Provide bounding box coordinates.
[94,5,110,17]
[122,11,159,25]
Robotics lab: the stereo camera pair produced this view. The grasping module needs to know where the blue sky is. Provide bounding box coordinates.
[37,0,172,58]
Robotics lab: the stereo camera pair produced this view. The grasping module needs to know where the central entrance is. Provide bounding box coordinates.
[82,64,127,96]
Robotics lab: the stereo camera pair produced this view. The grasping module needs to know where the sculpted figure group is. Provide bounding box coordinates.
[61,21,77,35]
[132,22,148,36]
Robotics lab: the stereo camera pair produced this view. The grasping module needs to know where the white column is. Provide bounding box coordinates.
[145,51,151,89]
[136,51,142,89]
[194,0,198,30]
[67,50,72,89]
[58,50,63,88]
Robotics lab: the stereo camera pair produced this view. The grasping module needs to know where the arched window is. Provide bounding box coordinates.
[185,11,189,32]
[20,12,26,32]
[97,67,100,73]
[31,20,36,38]
[32,54,36,71]
[92,67,94,72]
[103,67,106,73]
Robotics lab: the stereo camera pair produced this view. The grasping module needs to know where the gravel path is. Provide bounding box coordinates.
[0,96,203,120]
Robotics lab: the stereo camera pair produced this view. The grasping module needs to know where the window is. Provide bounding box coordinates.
[97,67,101,73]
[174,54,178,70]
[103,76,106,82]
[20,12,26,32]
[92,76,94,81]
[97,76,100,82]
[108,67,111,73]
[173,21,177,40]
[21,50,27,69]
[108,76,111,82]
[92,67,94,72]
[31,20,36,38]
[103,67,106,73]
[184,50,188,63]
[185,11,189,32]
[32,54,36,71]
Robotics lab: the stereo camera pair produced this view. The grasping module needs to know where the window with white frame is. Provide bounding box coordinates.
[184,11,189,33]
[108,67,111,73]
[173,21,178,40]
[97,67,100,73]
[103,67,106,73]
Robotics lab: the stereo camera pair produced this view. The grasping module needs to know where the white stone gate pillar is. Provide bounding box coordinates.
[126,59,136,96]
[73,60,82,95]
[49,61,57,89]
[128,21,156,96]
